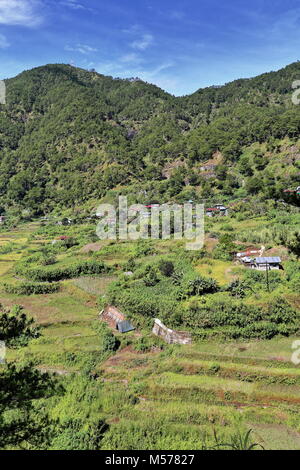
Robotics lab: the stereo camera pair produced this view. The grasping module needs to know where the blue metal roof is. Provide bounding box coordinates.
[117,320,135,333]
[255,257,281,264]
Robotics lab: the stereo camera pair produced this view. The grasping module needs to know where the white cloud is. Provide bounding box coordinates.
[65,43,98,54]
[93,59,174,89]
[0,0,42,26]
[60,0,85,10]
[0,33,9,48]
[120,52,142,64]
[170,11,185,20]
[130,33,154,50]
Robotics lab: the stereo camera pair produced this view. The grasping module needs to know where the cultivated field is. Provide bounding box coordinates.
[1,216,300,450]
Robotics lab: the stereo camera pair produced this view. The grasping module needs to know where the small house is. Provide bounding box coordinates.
[240,256,253,267]
[100,305,135,333]
[205,205,229,217]
[251,257,282,271]
[214,204,229,216]
[152,319,192,345]
[206,208,218,217]
[236,247,263,259]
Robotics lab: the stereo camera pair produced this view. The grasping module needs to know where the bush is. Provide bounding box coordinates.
[133,336,164,353]
[185,296,299,340]
[290,273,300,292]
[143,266,160,287]
[182,276,219,298]
[15,260,110,282]
[0,304,40,347]
[40,255,57,266]
[226,280,252,298]
[3,282,61,295]
[52,419,109,450]
[92,321,120,352]
[0,243,16,254]
[134,240,155,257]
[158,260,175,277]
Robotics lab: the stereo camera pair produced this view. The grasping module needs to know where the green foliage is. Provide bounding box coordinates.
[51,419,109,450]
[213,233,237,261]
[213,429,264,451]
[158,260,175,277]
[15,260,109,282]
[3,282,60,295]
[286,231,300,258]
[92,321,120,355]
[143,266,160,287]
[2,62,300,211]
[0,363,61,449]
[226,280,252,298]
[185,297,299,340]
[133,335,165,353]
[182,276,219,297]
[134,240,155,257]
[0,305,40,347]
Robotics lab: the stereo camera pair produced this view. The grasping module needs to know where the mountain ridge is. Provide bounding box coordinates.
[0,62,300,215]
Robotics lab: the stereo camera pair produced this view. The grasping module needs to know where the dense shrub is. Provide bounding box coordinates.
[3,282,61,295]
[0,243,16,254]
[181,276,219,298]
[133,335,164,352]
[242,269,282,290]
[185,297,299,340]
[92,321,120,352]
[107,280,181,325]
[0,304,40,347]
[15,260,109,282]
[158,260,175,277]
[51,419,109,450]
[143,266,160,287]
[226,280,252,298]
[40,255,57,266]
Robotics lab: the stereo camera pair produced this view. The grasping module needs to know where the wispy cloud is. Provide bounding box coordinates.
[130,33,154,50]
[60,0,86,10]
[119,52,142,64]
[169,10,185,20]
[0,33,9,48]
[65,43,98,54]
[0,0,42,26]
[93,57,174,90]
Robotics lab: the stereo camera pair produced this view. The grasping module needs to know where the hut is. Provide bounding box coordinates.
[251,257,282,271]
[152,319,192,345]
[100,305,135,333]
[205,205,229,217]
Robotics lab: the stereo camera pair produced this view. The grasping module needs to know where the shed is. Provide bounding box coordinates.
[117,320,135,333]
[100,305,135,333]
[152,319,192,345]
[252,257,282,271]
[206,205,229,217]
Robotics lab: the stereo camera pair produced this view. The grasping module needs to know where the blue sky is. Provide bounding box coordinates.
[0,0,300,95]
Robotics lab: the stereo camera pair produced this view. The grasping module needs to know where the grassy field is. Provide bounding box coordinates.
[1,219,300,450]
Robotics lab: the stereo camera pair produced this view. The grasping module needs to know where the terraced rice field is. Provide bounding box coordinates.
[98,343,300,450]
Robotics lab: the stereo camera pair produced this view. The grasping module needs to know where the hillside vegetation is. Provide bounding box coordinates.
[0,62,300,215]
[0,63,300,450]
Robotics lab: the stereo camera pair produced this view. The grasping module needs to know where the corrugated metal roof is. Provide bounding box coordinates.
[255,257,281,264]
[241,257,252,263]
[117,320,135,333]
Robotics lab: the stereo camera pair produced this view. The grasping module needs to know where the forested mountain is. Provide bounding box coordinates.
[0,62,300,214]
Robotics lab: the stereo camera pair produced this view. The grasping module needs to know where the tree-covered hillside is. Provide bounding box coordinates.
[0,62,300,214]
